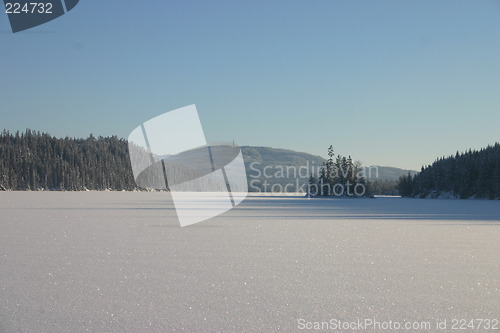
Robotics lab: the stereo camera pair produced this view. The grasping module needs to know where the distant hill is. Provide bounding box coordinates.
[242,146,325,167]
[241,146,324,192]
[365,165,418,181]
[241,146,417,180]
[240,146,418,192]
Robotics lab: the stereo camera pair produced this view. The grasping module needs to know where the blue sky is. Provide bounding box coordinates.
[1,0,499,170]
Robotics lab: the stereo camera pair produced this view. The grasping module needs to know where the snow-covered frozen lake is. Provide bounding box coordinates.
[0,192,498,332]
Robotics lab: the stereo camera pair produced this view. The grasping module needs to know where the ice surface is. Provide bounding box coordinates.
[0,192,498,332]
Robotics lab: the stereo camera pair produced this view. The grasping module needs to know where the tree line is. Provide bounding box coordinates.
[398,143,500,199]
[0,130,137,191]
[3,130,496,198]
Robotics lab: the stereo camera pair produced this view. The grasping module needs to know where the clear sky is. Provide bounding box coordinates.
[1,0,499,170]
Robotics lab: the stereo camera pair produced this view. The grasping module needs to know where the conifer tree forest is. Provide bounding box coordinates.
[398,143,500,199]
[0,130,137,191]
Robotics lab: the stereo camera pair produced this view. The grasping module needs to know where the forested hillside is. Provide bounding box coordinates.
[0,130,137,191]
[398,143,500,199]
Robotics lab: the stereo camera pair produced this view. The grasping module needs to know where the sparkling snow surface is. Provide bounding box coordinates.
[0,192,498,332]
